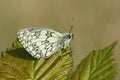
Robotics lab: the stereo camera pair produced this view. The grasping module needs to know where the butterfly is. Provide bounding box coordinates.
[17,27,73,59]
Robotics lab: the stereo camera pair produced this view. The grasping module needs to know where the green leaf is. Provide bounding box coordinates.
[70,41,118,80]
[0,39,73,80]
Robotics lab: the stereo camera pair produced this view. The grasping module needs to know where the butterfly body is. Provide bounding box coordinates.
[17,27,73,59]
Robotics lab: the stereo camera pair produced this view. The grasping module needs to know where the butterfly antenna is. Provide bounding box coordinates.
[69,17,74,33]
[69,25,73,33]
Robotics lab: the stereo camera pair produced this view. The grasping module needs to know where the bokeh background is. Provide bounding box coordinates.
[0,0,120,79]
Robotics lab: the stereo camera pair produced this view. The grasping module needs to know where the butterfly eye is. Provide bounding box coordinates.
[67,34,71,39]
[68,34,73,39]
[68,35,71,39]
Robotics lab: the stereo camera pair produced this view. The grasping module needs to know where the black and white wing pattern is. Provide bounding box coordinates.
[17,27,73,59]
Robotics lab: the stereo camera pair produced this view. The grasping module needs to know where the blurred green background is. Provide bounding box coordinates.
[0,0,120,79]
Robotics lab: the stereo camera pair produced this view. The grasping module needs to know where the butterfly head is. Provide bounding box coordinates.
[66,33,73,40]
[62,33,73,48]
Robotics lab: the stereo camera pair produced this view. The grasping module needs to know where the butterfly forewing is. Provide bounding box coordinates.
[17,27,69,59]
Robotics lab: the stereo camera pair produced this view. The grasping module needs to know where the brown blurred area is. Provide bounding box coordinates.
[0,0,120,79]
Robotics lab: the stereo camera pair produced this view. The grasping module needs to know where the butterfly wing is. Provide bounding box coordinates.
[17,27,63,59]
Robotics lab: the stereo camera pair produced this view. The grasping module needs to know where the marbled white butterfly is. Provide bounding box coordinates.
[17,27,73,59]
